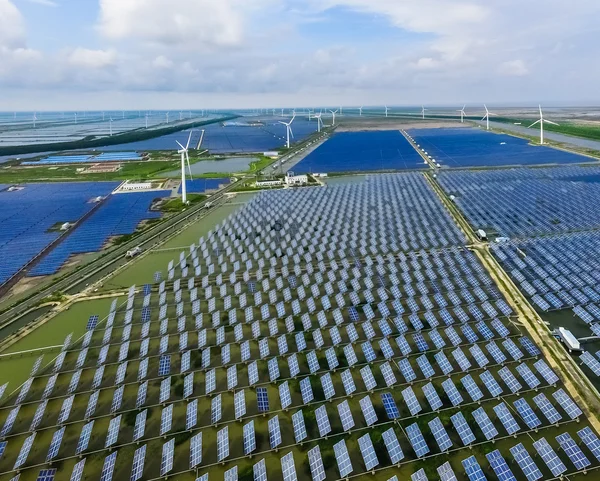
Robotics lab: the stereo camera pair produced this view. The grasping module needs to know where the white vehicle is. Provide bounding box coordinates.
[126,246,142,259]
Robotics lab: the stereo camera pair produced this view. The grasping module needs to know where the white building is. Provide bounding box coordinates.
[256,180,283,188]
[285,172,308,186]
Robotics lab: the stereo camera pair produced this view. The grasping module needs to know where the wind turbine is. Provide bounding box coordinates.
[385,106,389,117]
[33,112,37,128]
[281,108,284,117]
[279,115,295,148]
[75,112,78,124]
[166,112,170,124]
[315,112,324,132]
[481,104,497,130]
[421,106,427,119]
[457,105,466,123]
[109,117,113,136]
[329,109,338,126]
[179,111,183,121]
[528,105,558,145]
[359,107,363,116]
[145,113,149,129]
[340,106,343,116]
[176,130,194,204]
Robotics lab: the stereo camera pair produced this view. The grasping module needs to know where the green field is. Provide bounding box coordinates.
[493,117,600,142]
[0,298,114,390]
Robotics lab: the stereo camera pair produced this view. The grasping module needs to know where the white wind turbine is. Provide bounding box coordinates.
[421,106,427,119]
[279,115,295,148]
[481,104,497,130]
[145,113,149,129]
[179,111,183,121]
[528,105,558,145]
[109,117,113,136]
[385,106,389,117]
[176,131,194,204]
[166,112,170,124]
[359,107,363,116]
[329,109,338,126]
[457,105,466,123]
[75,112,78,124]
[33,112,37,128]
[315,112,324,132]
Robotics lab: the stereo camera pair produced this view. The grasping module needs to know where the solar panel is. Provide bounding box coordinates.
[360,365,377,390]
[307,446,326,481]
[358,433,379,471]
[292,410,307,442]
[243,420,257,455]
[533,437,567,477]
[472,407,498,440]
[136,381,148,408]
[556,432,591,470]
[281,452,298,481]
[461,374,484,402]
[462,456,487,481]
[75,420,94,454]
[442,378,463,406]
[133,409,147,441]
[70,459,86,481]
[36,469,57,481]
[359,395,378,426]
[411,469,428,481]
[553,388,583,419]
[100,451,117,481]
[160,439,175,477]
[46,427,65,461]
[1,406,20,437]
[493,402,520,436]
[333,440,353,477]
[513,398,542,429]
[406,423,430,458]
[131,445,146,481]
[533,393,562,424]
[451,412,476,446]
[533,359,559,385]
[234,389,246,419]
[379,427,403,465]
[158,355,171,376]
[253,459,267,481]
[217,426,229,462]
[268,415,282,449]
[438,462,457,481]
[579,426,600,461]
[487,450,517,481]
[421,382,443,411]
[105,415,121,448]
[338,400,355,432]
[314,404,331,437]
[341,369,356,396]
[429,417,453,452]
[480,370,503,397]
[510,443,543,481]
[381,392,400,419]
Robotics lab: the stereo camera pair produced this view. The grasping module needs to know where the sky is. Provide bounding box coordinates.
[0,0,599,110]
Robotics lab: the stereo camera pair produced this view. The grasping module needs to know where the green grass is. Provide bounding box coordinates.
[249,155,277,172]
[494,117,600,141]
[161,194,207,213]
[0,160,181,183]
[0,298,114,390]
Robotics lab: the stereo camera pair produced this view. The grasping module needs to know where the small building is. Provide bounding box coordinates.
[476,229,488,241]
[60,222,71,231]
[553,327,581,353]
[264,151,280,159]
[122,182,153,191]
[256,180,283,188]
[285,172,308,186]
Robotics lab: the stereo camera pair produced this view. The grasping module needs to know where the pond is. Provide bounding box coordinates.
[163,156,257,176]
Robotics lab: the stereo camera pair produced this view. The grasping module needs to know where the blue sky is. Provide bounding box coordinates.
[1,0,599,110]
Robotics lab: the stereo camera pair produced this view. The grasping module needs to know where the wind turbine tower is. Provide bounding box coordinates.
[421,106,427,120]
[528,105,558,145]
[457,105,466,123]
[176,131,194,204]
[278,115,295,149]
[329,109,338,126]
[481,105,497,130]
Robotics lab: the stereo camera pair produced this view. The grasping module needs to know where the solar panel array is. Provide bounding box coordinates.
[0,173,598,481]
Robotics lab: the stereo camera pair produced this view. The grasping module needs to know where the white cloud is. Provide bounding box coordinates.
[152,55,173,69]
[67,48,116,68]
[498,59,529,77]
[0,0,26,49]
[22,0,58,6]
[97,0,269,49]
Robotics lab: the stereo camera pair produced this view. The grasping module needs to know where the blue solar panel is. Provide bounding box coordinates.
[158,355,171,376]
[380,392,399,419]
[86,315,99,330]
[293,131,426,173]
[257,387,269,412]
[37,469,57,481]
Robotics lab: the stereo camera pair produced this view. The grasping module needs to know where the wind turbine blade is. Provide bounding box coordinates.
[186,151,193,180]
[544,120,559,126]
[290,127,294,139]
[196,130,205,150]
[186,130,193,150]
[176,140,185,150]
[278,121,286,126]
[481,115,487,121]
[528,120,541,128]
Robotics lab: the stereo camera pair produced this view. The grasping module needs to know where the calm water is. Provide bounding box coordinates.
[163,157,256,176]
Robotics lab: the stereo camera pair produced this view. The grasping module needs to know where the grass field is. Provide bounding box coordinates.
[100,197,254,291]
[0,298,114,390]
[493,117,600,142]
